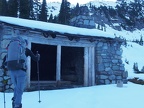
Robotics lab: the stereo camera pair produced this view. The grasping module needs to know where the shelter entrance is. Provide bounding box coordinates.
[31,43,84,85]
[61,46,84,85]
[31,43,57,81]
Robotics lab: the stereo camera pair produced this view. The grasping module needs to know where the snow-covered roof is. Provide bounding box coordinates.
[0,16,115,39]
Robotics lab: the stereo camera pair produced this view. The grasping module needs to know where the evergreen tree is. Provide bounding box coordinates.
[33,0,41,20]
[133,62,139,73]
[58,0,71,25]
[48,13,53,22]
[58,0,65,24]
[7,0,18,17]
[71,3,80,18]
[19,0,30,19]
[0,0,2,15]
[29,0,35,20]
[75,3,80,15]
[53,15,58,23]
[64,0,71,24]
[116,1,128,19]
[108,6,117,17]
[39,0,48,22]
[139,36,143,46]
[129,1,143,23]
[101,6,109,19]
[0,0,8,16]
[79,6,89,16]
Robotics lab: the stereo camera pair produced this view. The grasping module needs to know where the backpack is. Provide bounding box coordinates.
[6,36,27,71]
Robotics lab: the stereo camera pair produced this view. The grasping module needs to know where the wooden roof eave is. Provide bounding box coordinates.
[0,21,116,42]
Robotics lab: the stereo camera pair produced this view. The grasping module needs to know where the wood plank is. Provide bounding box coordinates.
[88,47,92,86]
[84,47,89,86]
[91,47,95,86]
[26,41,31,88]
[56,45,61,81]
[25,35,95,47]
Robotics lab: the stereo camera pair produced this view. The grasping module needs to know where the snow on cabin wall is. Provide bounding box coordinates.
[0,24,127,92]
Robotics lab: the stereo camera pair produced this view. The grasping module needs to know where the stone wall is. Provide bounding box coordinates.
[0,69,13,92]
[70,15,96,29]
[0,26,14,92]
[95,40,128,84]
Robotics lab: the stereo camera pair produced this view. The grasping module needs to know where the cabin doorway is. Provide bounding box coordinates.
[31,43,57,81]
[61,46,84,85]
[31,43,84,85]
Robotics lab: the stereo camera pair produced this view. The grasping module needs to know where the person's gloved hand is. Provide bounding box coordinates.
[36,53,40,61]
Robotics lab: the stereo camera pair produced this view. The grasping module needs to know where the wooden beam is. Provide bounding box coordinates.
[68,36,74,41]
[56,45,61,81]
[26,40,31,88]
[84,47,89,86]
[88,47,92,86]
[85,47,95,86]
[50,33,56,38]
[91,47,95,86]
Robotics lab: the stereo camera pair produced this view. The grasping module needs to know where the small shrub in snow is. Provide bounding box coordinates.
[133,62,140,73]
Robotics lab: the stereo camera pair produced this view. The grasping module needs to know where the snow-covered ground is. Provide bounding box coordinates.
[0,82,144,108]
[122,42,144,79]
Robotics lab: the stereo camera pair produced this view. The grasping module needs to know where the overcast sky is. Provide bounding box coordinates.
[46,0,117,5]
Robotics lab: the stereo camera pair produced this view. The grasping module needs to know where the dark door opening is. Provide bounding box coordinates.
[31,43,56,81]
[61,46,84,85]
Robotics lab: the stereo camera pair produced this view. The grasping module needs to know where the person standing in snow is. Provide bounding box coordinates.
[1,38,40,108]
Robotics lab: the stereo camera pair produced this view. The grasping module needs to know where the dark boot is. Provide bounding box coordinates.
[15,104,22,108]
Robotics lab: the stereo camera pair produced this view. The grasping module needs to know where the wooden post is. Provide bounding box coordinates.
[84,47,89,86]
[27,40,31,88]
[88,47,92,86]
[56,45,61,81]
[91,47,95,86]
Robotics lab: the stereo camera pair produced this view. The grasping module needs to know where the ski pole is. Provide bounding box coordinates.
[36,51,41,103]
[1,68,6,108]
[3,84,6,108]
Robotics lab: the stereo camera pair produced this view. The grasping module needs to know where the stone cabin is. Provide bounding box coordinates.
[0,16,127,92]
